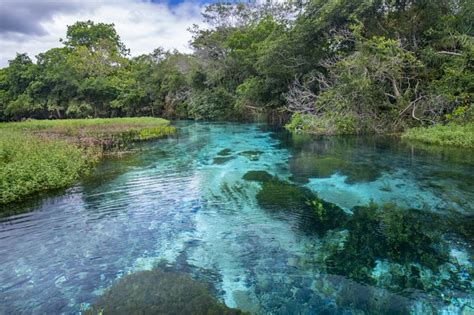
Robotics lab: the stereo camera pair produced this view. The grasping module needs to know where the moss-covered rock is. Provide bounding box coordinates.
[213,156,235,165]
[242,170,273,182]
[84,268,245,315]
[239,150,263,161]
[343,164,383,184]
[255,177,349,235]
[335,278,412,315]
[289,154,382,184]
[289,155,347,183]
[218,148,232,156]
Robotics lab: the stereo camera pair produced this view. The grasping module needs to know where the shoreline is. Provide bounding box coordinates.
[0,117,176,205]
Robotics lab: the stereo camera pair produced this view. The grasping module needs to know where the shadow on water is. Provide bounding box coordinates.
[0,186,79,219]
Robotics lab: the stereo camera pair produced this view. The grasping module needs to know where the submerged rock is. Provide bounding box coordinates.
[242,170,273,182]
[218,148,232,156]
[289,154,383,184]
[254,176,350,235]
[213,156,236,165]
[238,150,263,161]
[335,276,413,315]
[289,155,347,183]
[84,268,245,315]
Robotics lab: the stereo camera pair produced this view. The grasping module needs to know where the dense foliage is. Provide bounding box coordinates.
[0,1,472,134]
[402,122,474,147]
[0,130,89,204]
[0,117,175,204]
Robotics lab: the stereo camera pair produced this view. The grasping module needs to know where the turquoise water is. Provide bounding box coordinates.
[0,122,472,314]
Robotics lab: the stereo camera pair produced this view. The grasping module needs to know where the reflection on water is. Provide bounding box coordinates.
[0,121,472,314]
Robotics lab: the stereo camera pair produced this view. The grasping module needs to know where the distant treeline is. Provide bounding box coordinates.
[1,0,472,134]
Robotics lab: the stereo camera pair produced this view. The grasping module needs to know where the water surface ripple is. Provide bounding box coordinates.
[0,122,472,314]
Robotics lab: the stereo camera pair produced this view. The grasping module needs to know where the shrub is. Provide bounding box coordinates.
[402,122,474,148]
[0,131,91,204]
[188,88,235,120]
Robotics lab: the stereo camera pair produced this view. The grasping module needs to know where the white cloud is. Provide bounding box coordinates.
[0,0,206,67]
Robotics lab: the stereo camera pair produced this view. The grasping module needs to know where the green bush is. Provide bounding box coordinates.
[286,113,359,135]
[0,131,91,204]
[0,117,175,204]
[188,88,235,120]
[402,122,474,148]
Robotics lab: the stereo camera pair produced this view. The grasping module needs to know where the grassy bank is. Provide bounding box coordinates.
[402,123,474,148]
[0,118,175,204]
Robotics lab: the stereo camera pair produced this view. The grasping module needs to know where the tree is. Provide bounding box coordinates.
[61,20,129,56]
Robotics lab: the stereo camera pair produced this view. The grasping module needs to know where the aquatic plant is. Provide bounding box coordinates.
[325,203,383,282]
[138,126,176,141]
[242,170,273,182]
[238,150,263,161]
[254,176,349,235]
[289,154,382,184]
[380,205,448,268]
[218,148,232,156]
[84,268,245,315]
[324,203,455,294]
[213,156,235,165]
[289,155,347,183]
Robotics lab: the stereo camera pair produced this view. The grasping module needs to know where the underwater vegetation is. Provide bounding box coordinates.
[213,156,236,165]
[244,171,350,235]
[218,148,232,156]
[85,267,245,315]
[324,204,455,290]
[289,154,383,184]
[238,150,263,161]
[213,149,263,164]
[244,171,473,302]
[242,170,274,182]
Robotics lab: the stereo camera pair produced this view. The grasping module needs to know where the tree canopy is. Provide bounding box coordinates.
[1,1,472,133]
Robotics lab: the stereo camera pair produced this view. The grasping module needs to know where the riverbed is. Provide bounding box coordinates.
[1,122,472,314]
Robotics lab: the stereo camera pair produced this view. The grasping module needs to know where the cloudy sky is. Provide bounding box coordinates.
[0,0,223,67]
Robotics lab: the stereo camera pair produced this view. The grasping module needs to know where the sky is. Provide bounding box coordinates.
[0,0,223,67]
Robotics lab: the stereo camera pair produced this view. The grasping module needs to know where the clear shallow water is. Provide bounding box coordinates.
[0,121,473,314]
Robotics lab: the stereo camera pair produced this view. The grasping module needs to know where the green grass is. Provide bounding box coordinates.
[402,122,474,148]
[0,117,175,204]
[0,117,170,130]
[0,117,176,149]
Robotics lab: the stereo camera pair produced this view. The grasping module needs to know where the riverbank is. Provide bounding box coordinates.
[0,117,176,204]
[402,122,474,148]
[286,114,474,148]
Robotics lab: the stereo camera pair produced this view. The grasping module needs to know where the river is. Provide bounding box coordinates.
[1,122,472,314]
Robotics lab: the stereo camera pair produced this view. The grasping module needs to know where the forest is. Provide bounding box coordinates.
[0,0,472,138]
